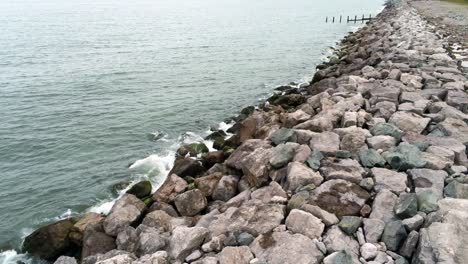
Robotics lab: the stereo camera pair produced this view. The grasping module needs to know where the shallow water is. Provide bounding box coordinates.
[0,0,384,261]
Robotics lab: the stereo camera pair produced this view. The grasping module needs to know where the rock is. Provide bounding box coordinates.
[269,143,297,169]
[281,110,311,128]
[320,158,365,184]
[136,225,167,256]
[174,189,207,216]
[309,132,340,156]
[444,180,468,199]
[369,82,401,105]
[363,218,385,243]
[359,178,374,191]
[133,251,169,264]
[367,135,397,151]
[323,225,360,257]
[342,112,358,127]
[384,143,426,171]
[69,212,104,245]
[237,232,255,246]
[103,205,142,236]
[238,146,273,188]
[389,111,431,134]
[372,168,408,194]
[338,216,362,235]
[408,169,447,198]
[437,118,468,144]
[369,189,398,223]
[361,243,378,260]
[299,204,339,226]
[110,194,146,214]
[323,250,355,264]
[194,173,223,197]
[94,252,135,264]
[250,232,324,264]
[374,101,397,120]
[292,144,311,163]
[359,149,386,167]
[153,174,188,203]
[394,193,418,219]
[446,90,468,111]
[286,161,323,192]
[169,226,209,260]
[116,226,137,252]
[412,198,468,263]
[306,149,324,170]
[126,181,152,199]
[207,202,285,237]
[212,175,239,202]
[381,220,408,252]
[370,123,403,141]
[399,230,419,258]
[201,151,226,168]
[416,190,439,213]
[270,128,297,145]
[309,179,370,217]
[82,223,116,259]
[251,181,287,203]
[402,214,424,232]
[286,209,325,239]
[54,256,77,264]
[169,158,206,178]
[217,246,254,264]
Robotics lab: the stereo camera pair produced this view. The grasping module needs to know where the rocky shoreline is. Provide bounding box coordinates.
[21,0,468,263]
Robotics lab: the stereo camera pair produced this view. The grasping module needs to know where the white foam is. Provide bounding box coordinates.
[0,250,41,264]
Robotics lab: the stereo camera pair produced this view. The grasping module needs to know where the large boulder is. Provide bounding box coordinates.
[269,143,298,169]
[285,209,325,239]
[322,225,360,259]
[408,169,447,198]
[23,219,76,260]
[169,158,206,178]
[212,175,239,202]
[174,189,207,216]
[217,246,254,264]
[250,232,324,264]
[152,174,188,203]
[286,161,323,192]
[69,212,104,245]
[369,189,398,223]
[103,205,143,236]
[389,112,430,134]
[81,223,116,259]
[309,132,340,156]
[383,143,427,171]
[126,181,152,199]
[320,158,365,184]
[371,167,408,193]
[169,226,209,260]
[193,173,223,197]
[309,179,370,217]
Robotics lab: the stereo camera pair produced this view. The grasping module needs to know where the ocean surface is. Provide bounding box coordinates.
[0,0,384,262]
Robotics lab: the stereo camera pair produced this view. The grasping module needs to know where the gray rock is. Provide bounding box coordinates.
[360,243,378,260]
[286,209,325,239]
[217,246,254,264]
[169,226,209,260]
[299,204,339,226]
[363,218,385,243]
[384,143,426,171]
[394,193,418,219]
[409,169,447,198]
[212,175,239,202]
[444,181,468,199]
[309,179,370,217]
[81,223,117,259]
[270,128,297,146]
[367,135,397,151]
[323,225,360,257]
[116,226,137,253]
[135,225,167,257]
[370,189,398,223]
[237,232,255,246]
[437,118,468,145]
[293,144,312,163]
[251,181,287,203]
[174,189,207,216]
[286,161,323,192]
[359,149,386,167]
[103,205,142,237]
[133,251,168,264]
[372,168,407,194]
[269,143,298,169]
[306,149,324,170]
[342,111,358,127]
[54,256,77,264]
[323,250,355,264]
[399,231,419,258]
[381,220,408,252]
[320,158,366,184]
[309,132,341,156]
[338,216,362,236]
[370,123,403,141]
[402,214,425,232]
[359,178,374,191]
[416,190,439,213]
[250,232,324,264]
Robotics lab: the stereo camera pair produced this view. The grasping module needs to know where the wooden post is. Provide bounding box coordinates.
[333,16,335,23]
[362,14,364,23]
[370,14,372,20]
[326,16,328,23]
[347,16,349,23]
[354,15,357,23]
[340,15,342,23]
